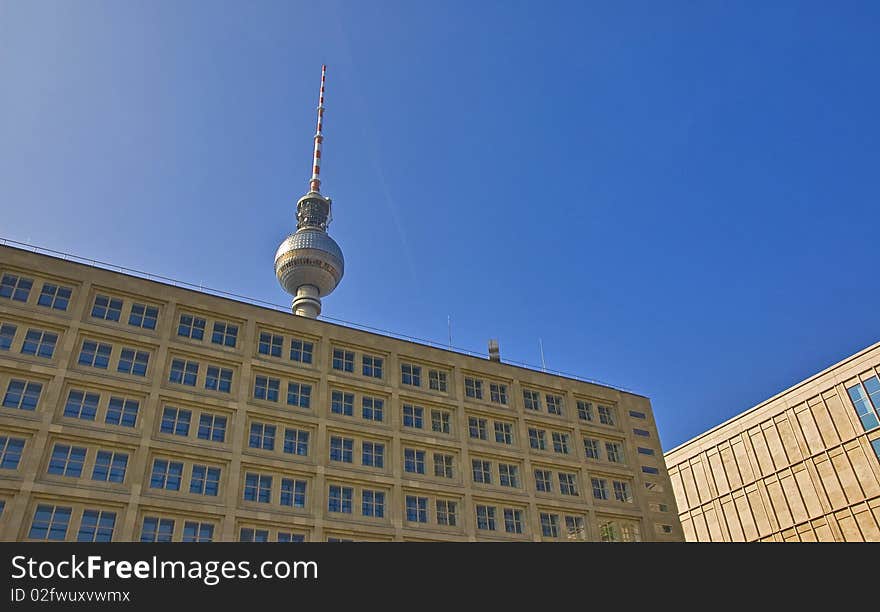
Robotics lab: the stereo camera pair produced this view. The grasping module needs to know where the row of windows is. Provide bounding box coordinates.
[167,357,233,392]
[0,323,59,359]
[77,340,150,377]
[1,274,71,310]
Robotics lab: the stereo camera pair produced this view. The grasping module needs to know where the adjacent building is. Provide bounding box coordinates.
[665,341,880,541]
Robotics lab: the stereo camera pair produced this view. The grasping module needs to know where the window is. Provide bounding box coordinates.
[592,478,609,500]
[77,510,116,542]
[434,454,454,478]
[494,421,513,445]
[362,396,384,422]
[197,413,227,442]
[205,366,232,392]
[559,472,578,496]
[472,459,492,484]
[240,528,269,542]
[141,517,174,542]
[0,436,25,469]
[606,441,625,463]
[847,378,880,431]
[106,397,139,428]
[565,516,586,541]
[629,410,647,419]
[48,444,86,477]
[361,355,383,378]
[406,495,428,523]
[254,376,280,402]
[429,370,448,392]
[403,404,423,429]
[290,339,314,364]
[91,450,127,483]
[91,294,122,321]
[645,481,665,493]
[504,508,523,534]
[150,459,183,491]
[362,441,384,468]
[118,348,149,376]
[328,485,353,513]
[280,479,306,508]
[638,446,655,456]
[29,504,71,540]
[436,500,456,526]
[128,303,158,330]
[21,329,58,359]
[0,323,15,350]
[3,379,42,410]
[468,416,488,440]
[182,522,214,542]
[499,463,519,488]
[872,438,880,462]
[38,283,71,310]
[546,394,563,415]
[528,428,546,450]
[277,532,305,543]
[584,438,600,460]
[633,428,650,438]
[541,512,560,538]
[489,382,507,405]
[534,469,552,492]
[614,480,633,503]
[577,400,594,421]
[64,390,99,421]
[523,390,541,411]
[599,520,641,542]
[332,349,354,372]
[169,359,198,386]
[475,505,496,530]
[78,340,112,369]
[642,466,660,475]
[401,363,421,386]
[283,428,310,456]
[177,314,206,340]
[598,405,616,426]
[258,332,283,357]
[211,322,238,347]
[249,423,276,450]
[465,377,483,400]
[331,391,354,416]
[287,382,311,408]
[244,473,272,503]
[190,465,221,496]
[552,432,570,454]
[1,274,33,302]
[329,436,353,463]
[362,490,385,518]
[431,409,451,434]
[404,448,426,474]
[160,407,191,436]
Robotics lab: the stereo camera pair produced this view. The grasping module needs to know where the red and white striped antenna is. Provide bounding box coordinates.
[309,64,327,193]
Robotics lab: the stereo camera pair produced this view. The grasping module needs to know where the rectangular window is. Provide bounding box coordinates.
[584,438,601,459]
[258,332,284,357]
[404,448,426,474]
[91,294,122,321]
[429,370,448,392]
[489,382,508,405]
[280,478,306,508]
[434,453,454,478]
[48,444,86,478]
[465,377,483,400]
[592,477,609,500]
[362,355,383,378]
[362,490,385,518]
[254,376,280,402]
[106,397,139,428]
[476,505,496,531]
[552,431,570,454]
[534,469,552,492]
[614,480,633,503]
[2,379,42,410]
[290,339,314,364]
[633,428,650,438]
[78,340,112,369]
[249,422,276,451]
[77,510,116,542]
[637,446,655,456]
[141,517,174,542]
[523,390,541,411]
[128,303,158,330]
[287,382,311,408]
[328,485,353,513]
[559,472,578,496]
[472,459,492,484]
[190,465,221,496]
[362,441,385,468]
[577,400,594,421]
[160,407,191,437]
[64,390,100,421]
[0,323,15,351]
[169,358,199,386]
[240,528,269,542]
[598,405,616,426]
[606,441,625,463]
[37,283,72,310]
[405,495,428,523]
[329,436,353,463]
[331,390,354,416]
[149,459,183,491]
[847,379,880,431]
[332,349,354,372]
[468,416,488,440]
[1,274,33,302]
[362,396,384,422]
[403,404,424,429]
[401,363,421,386]
[494,421,513,445]
[283,428,310,456]
[0,436,25,469]
[436,500,457,526]
[117,348,149,376]
[528,428,546,450]
[431,409,451,434]
[197,413,227,442]
[277,532,305,543]
[177,314,206,340]
[504,508,523,534]
[29,504,71,540]
[541,512,560,538]
[91,450,128,483]
[211,321,238,347]
[565,516,586,541]
[205,366,232,392]
[21,329,58,359]
[182,522,214,543]
[243,473,272,503]
[629,410,647,420]
[546,394,564,415]
[499,463,519,488]
[642,466,660,475]
[871,438,880,462]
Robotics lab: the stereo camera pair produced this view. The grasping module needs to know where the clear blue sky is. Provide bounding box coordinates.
[2,1,878,450]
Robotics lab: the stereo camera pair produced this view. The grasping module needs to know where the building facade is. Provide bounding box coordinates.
[0,244,681,542]
[665,341,880,542]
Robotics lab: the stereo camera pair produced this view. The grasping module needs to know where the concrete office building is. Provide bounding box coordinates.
[666,341,880,542]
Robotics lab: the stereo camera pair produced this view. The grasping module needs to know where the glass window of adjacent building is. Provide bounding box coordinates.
[847,377,880,431]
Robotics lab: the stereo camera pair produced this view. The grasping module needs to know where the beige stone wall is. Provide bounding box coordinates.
[665,342,880,541]
[0,245,681,541]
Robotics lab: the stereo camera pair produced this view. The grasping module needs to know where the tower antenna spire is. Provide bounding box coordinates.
[309,64,327,194]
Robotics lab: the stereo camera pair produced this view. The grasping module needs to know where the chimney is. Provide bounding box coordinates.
[488,339,500,362]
